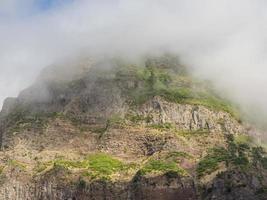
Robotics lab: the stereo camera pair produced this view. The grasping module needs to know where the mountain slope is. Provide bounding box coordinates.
[0,56,266,200]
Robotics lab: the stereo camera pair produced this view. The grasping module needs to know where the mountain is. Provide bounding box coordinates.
[0,55,266,200]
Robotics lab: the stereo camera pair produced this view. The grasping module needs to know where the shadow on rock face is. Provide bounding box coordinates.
[33,171,198,200]
[2,166,197,200]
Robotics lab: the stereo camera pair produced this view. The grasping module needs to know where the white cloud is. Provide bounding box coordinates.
[1,0,267,125]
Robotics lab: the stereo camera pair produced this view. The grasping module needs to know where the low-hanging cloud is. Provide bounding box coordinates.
[1,0,267,126]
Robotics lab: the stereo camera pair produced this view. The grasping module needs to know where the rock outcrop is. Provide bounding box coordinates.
[0,56,266,200]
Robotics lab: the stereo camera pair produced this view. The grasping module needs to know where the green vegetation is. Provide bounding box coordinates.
[139,150,190,176]
[5,108,59,134]
[175,129,210,140]
[63,113,125,135]
[86,154,125,175]
[251,147,267,169]
[126,113,152,124]
[197,147,229,177]
[140,159,187,176]
[77,178,87,189]
[147,121,210,138]
[8,160,27,170]
[0,166,4,174]
[108,115,125,126]
[149,123,173,130]
[34,161,53,173]
[197,134,267,178]
[165,151,193,160]
[255,187,267,196]
[35,151,191,179]
[4,56,240,138]
[235,134,253,145]
[35,153,135,179]
[114,57,239,119]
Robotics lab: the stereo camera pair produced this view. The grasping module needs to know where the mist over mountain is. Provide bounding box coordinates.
[1,0,267,128]
[1,2,267,199]
[0,54,266,199]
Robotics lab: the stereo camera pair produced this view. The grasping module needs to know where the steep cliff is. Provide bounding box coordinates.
[0,56,266,200]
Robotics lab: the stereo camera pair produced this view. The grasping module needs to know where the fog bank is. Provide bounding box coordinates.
[1,0,267,126]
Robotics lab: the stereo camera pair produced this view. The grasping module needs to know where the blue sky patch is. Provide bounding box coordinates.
[36,0,74,11]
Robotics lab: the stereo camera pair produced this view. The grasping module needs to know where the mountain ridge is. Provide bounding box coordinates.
[0,55,266,200]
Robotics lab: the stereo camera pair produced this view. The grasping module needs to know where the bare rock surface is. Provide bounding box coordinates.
[0,57,266,200]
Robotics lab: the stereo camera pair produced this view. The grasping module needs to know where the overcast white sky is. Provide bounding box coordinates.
[1,0,267,124]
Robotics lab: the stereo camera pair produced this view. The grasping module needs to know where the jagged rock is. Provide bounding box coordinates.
[0,57,266,200]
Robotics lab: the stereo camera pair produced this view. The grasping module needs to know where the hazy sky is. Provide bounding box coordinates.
[1,0,267,122]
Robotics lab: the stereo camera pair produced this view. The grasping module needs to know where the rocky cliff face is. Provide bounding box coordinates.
[0,56,266,200]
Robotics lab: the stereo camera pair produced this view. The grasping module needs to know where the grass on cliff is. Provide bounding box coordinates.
[8,159,27,171]
[35,151,190,180]
[115,58,240,120]
[126,113,153,124]
[86,154,125,175]
[147,121,210,138]
[197,134,267,178]
[53,153,127,175]
[140,159,187,176]
[0,166,4,175]
[197,147,229,177]
[35,153,136,180]
[139,151,190,176]
[148,123,173,131]
[176,129,210,138]
[5,108,59,134]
